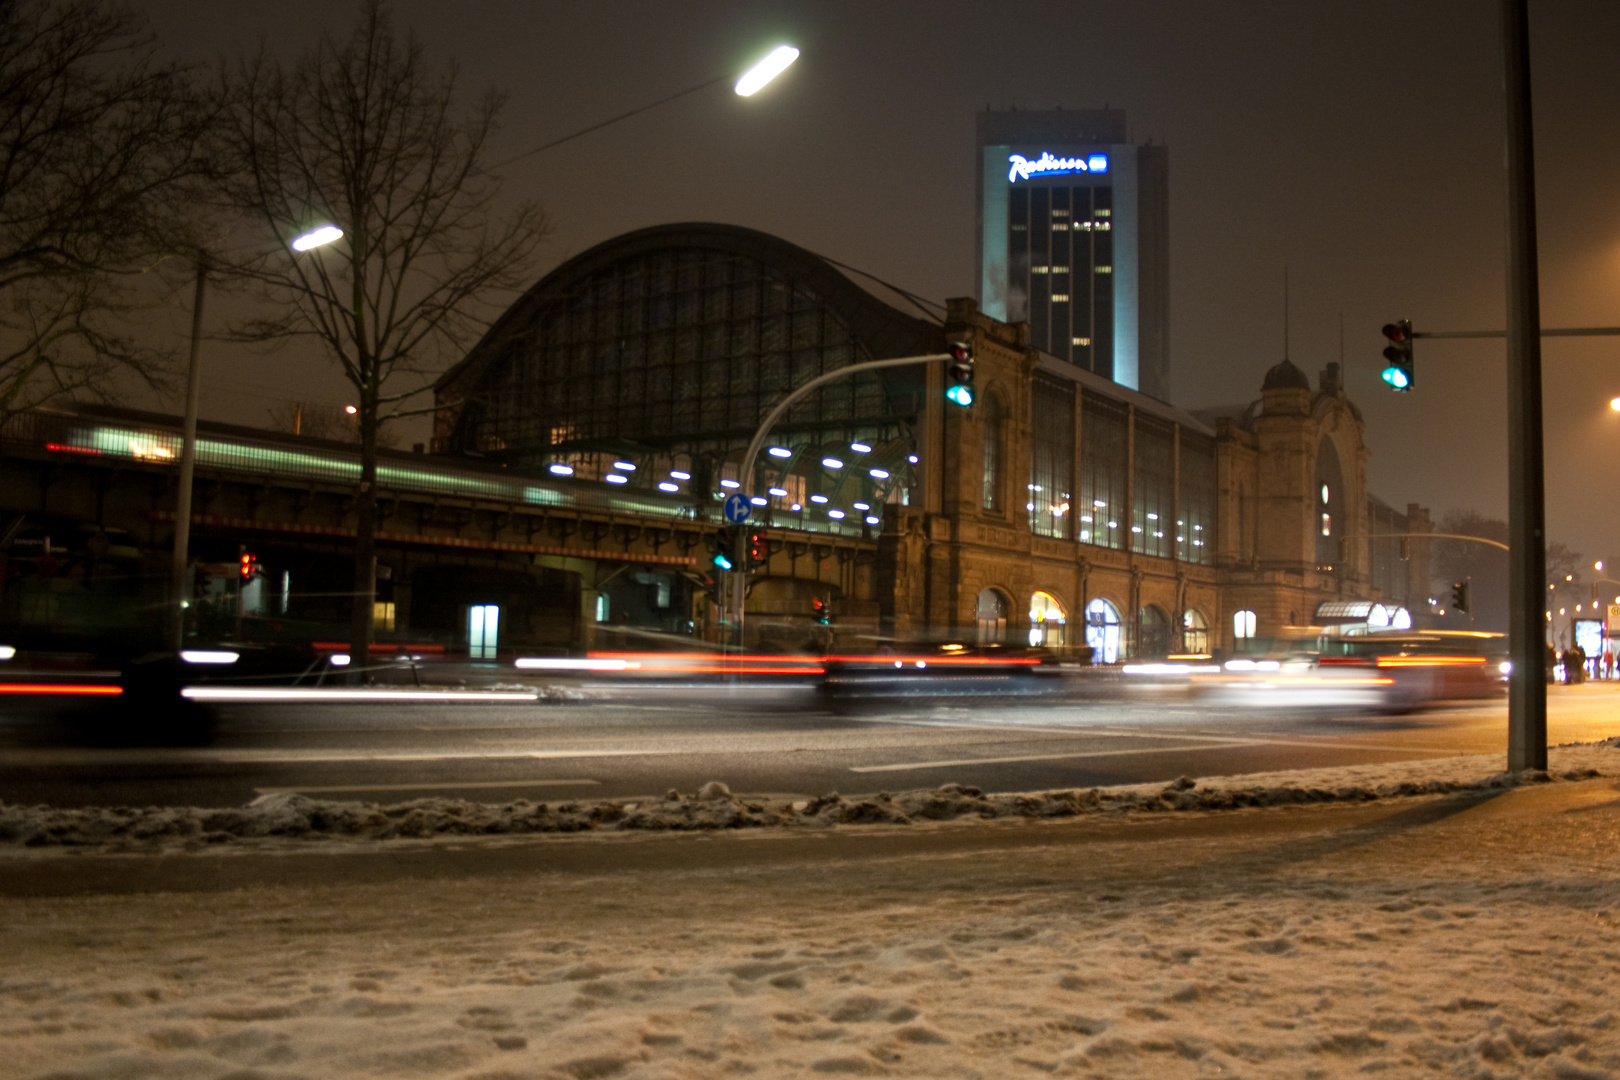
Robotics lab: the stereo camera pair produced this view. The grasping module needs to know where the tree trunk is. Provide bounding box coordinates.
[348,388,378,683]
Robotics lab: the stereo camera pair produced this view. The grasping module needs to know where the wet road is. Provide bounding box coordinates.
[2,682,1616,808]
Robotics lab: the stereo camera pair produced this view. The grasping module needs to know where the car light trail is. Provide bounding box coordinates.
[515,658,638,671]
[181,688,539,702]
[0,683,123,695]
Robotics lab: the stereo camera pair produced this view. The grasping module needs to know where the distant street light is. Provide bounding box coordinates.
[1610,396,1620,412]
[169,225,345,651]
[496,44,801,169]
[734,46,799,97]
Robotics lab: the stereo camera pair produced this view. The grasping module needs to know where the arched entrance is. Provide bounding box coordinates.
[1085,597,1122,663]
[1028,591,1066,647]
[1138,604,1170,657]
[976,587,1010,645]
[1182,609,1210,653]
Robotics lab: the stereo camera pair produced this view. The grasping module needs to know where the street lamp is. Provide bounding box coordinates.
[734,46,799,97]
[169,225,344,652]
[496,44,801,169]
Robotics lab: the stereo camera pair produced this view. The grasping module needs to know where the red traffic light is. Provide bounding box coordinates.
[1381,322,1409,344]
[239,553,257,580]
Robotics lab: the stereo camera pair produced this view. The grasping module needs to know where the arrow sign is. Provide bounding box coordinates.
[722,493,751,524]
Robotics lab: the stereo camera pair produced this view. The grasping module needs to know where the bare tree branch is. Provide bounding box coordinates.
[210,0,550,671]
[0,0,216,422]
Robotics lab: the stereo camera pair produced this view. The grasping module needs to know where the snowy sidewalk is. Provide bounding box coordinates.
[3,747,1620,1078]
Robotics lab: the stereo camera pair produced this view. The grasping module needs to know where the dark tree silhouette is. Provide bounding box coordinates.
[213,0,548,670]
[0,0,211,421]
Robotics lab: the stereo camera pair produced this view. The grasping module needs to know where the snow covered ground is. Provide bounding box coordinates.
[3,743,1620,1079]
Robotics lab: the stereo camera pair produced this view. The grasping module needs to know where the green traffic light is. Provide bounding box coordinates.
[1381,366,1410,390]
[713,552,734,571]
[946,384,974,407]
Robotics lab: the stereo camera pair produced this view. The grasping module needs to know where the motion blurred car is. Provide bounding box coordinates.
[1194,628,1506,713]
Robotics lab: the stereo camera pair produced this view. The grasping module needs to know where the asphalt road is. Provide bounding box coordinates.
[3,681,1617,809]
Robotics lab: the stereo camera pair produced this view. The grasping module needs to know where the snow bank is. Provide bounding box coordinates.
[3,739,1616,850]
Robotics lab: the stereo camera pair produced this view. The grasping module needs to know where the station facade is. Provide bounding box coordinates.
[430,222,1430,656]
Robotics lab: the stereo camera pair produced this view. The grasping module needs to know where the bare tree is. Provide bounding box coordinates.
[213,0,548,670]
[0,0,212,421]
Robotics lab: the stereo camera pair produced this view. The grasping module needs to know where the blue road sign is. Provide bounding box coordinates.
[722,493,752,524]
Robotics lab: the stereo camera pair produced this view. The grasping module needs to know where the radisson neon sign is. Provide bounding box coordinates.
[1007,151,1109,182]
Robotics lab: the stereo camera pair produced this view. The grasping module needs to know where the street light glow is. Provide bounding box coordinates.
[1611,396,1620,412]
[291,225,344,252]
[735,45,799,97]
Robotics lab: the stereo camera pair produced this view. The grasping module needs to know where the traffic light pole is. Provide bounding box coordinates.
[1503,0,1547,772]
[729,351,957,648]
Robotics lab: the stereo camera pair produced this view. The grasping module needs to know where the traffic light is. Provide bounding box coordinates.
[1592,582,1601,605]
[746,530,769,570]
[945,341,974,406]
[239,552,258,580]
[1380,320,1414,391]
[811,596,830,625]
[1451,580,1470,614]
[710,527,735,572]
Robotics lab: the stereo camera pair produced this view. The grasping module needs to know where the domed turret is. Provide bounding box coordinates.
[1261,358,1310,391]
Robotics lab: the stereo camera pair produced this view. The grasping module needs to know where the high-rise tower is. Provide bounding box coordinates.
[975,108,1168,400]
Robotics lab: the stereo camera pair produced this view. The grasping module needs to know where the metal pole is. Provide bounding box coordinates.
[1503,0,1547,771]
[732,351,953,647]
[169,253,207,653]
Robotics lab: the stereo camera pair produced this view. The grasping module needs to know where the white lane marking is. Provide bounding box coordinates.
[254,779,600,795]
[184,688,538,702]
[850,740,1265,773]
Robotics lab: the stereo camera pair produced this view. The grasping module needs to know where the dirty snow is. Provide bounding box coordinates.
[1,739,1616,849]
[2,745,1619,1079]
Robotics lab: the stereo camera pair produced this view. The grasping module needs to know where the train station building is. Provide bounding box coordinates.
[1,222,1430,659]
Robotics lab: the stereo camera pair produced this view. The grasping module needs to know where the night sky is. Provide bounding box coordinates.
[135,1,1620,564]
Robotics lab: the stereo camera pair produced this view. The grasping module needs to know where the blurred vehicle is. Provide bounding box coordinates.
[1194,628,1506,713]
[818,644,1083,709]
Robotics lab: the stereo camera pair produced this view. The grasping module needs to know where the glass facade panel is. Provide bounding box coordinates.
[1079,393,1127,550]
[1177,430,1216,566]
[1029,376,1074,538]
[1132,415,1174,558]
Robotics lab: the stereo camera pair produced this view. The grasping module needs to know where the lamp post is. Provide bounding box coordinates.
[729,348,969,647]
[168,226,345,653]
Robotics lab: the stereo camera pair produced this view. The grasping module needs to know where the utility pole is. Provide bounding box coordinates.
[1503,0,1547,771]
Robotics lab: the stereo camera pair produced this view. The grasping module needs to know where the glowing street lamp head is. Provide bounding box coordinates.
[1610,396,1620,412]
[735,45,799,96]
[291,225,344,252]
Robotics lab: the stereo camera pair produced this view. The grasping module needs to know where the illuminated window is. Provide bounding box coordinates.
[1095,265,1113,274]
[1051,294,1070,303]
[982,395,1003,511]
[1029,377,1073,539]
[468,604,500,660]
[373,602,396,631]
[1321,513,1332,537]
[1072,337,1091,347]
[1029,591,1067,647]
[1086,598,1122,663]
[1234,609,1257,640]
[1182,609,1210,653]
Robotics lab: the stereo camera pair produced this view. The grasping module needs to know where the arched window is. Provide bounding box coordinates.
[1182,609,1210,654]
[1029,591,1067,647]
[1234,609,1257,640]
[1316,437,1345,567]
[1138,605,1170,657]
[1085,598,1122,663]
[976,587,1009,645]
[981,395,1002,511]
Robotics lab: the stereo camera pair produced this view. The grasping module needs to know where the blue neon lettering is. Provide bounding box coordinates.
[1007,152,1110,182]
